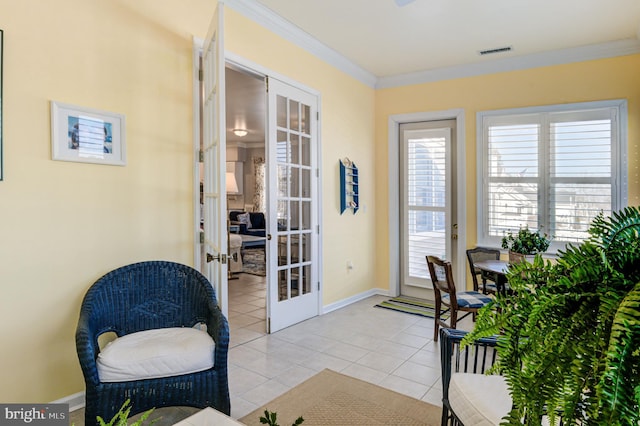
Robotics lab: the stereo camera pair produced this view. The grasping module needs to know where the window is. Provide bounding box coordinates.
[477,100,627,251]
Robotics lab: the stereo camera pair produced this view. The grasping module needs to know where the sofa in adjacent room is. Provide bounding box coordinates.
[229,211,266,237]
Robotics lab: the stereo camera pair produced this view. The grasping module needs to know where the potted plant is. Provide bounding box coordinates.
[501,226,550,263]
[464,206,640,425]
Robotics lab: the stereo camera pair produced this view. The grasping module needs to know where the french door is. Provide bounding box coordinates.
[266,77,320,333]
[399,120,456,297]
[201,3,228,315]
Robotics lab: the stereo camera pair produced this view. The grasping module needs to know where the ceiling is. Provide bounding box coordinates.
[254,0,640,79]
[224,0,640,145]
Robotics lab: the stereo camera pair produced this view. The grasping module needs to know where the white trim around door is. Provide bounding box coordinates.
[388,109,467,295]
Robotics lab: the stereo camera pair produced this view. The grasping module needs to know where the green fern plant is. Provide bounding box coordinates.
[96,400,156,426]
[259,410,304,426]
[464,206,640,425]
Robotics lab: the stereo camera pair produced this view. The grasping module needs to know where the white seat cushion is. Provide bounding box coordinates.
[448,373,511,426]
[97,327,215,383]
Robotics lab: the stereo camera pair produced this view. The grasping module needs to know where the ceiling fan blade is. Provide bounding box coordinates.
[395,0,416,6]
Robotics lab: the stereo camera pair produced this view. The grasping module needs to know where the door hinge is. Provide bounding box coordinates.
[198,68,203,82]
[199,231,204,244]
[199,150,204,162]
[317,282,320,291]
[267,318,271,334]
[316,111,319,120]
[265,76,269,93]
[316,168,319,177]
[316,225,320,234]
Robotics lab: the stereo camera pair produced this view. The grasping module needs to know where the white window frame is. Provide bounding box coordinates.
[476,100,628,253]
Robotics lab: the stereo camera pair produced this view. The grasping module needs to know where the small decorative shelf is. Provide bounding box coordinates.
[340,158,359,214]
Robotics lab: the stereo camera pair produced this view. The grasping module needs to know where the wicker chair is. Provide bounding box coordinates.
[76,261,230,425]
[439,328,499,426]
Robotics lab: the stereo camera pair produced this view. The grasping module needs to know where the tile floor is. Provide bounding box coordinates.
[71,272,475,425]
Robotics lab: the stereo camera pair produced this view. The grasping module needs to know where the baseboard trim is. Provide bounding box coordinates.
[322,288,389,314]
[52,391,85,412]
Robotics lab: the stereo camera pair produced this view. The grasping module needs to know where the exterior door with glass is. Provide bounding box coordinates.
[399,120,456,297]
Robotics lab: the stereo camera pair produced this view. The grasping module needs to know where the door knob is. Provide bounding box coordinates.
[206,253,227,263]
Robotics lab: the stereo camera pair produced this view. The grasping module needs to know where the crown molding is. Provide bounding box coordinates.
[225,0,377,88]
[377,38,640,89]
[224,0,640,90]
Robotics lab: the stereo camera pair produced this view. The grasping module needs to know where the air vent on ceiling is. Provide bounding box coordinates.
[478,46,513,56]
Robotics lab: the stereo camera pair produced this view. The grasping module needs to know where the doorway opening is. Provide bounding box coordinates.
[225,65,268,344]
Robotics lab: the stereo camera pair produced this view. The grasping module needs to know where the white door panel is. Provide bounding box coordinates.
[202,3,228,316]
[267,77,319,333]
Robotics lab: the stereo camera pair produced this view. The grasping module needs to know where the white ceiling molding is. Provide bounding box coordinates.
[376,38,640,89]
[225,0,377,88]
[225,0,640,90]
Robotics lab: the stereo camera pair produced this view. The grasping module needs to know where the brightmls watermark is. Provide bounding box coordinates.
[0,404,68,426]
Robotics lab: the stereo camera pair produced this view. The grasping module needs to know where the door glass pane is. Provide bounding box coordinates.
[291,133,300,165]
[301,136,311,166]
[289,100,299,130]
[301,169,311,198]
[301,104,310,134]
[277,130,288,163]
[277,165,288,198]
[291,166,300,198]
[278,235,288,266]
[290,200,300,230]
[301,233,311,262]
[408,210,445,279]
[277,199,288,231]
[291,234,299,263]
[291,267,300,298]
[408,137,446,207]
[301,200,311,230]
[303,265,311,295]
[277,96,287,128]
[278,269,288,301]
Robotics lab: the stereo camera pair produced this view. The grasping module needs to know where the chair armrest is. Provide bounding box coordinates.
[75,313,103,387]
[205,299,230,369]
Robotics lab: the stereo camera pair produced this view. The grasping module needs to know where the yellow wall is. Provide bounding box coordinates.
[374,54,640,292]
[0,0,211,402]
[0,0,377,402]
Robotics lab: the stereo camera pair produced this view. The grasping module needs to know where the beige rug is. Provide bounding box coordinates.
[239,369,442,425]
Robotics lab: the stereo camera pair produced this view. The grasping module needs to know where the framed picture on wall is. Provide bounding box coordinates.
[50,101,126,166]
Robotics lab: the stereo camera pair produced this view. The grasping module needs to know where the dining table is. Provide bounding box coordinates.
[473,259,510,295]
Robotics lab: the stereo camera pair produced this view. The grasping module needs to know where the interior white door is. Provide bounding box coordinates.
[267,77,319,333]
[399,121,454,297]
[202,3,228,316]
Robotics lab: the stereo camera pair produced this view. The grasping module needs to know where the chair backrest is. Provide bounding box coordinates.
[466,247,500,290]
[79,261,218,338]
[426,255,456,297]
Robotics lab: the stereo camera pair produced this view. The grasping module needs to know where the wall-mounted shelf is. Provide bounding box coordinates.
[340,158,359,214]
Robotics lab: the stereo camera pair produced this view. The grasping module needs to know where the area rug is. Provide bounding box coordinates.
[242,248,266,276]
[374,296,450,320]
[239,369,441,425]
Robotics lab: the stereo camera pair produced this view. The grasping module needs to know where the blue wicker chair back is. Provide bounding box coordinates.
[76,261,230,425]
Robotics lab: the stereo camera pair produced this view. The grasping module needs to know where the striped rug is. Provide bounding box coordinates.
[375,296,450,319]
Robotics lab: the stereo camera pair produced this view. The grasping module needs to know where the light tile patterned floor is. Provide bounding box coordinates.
[71,273,475,424]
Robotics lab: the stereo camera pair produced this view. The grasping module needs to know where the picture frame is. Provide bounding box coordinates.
[51,101,126,166]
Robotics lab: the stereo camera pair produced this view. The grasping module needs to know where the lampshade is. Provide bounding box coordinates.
[233,129,248,137]
[226,172,239,193]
